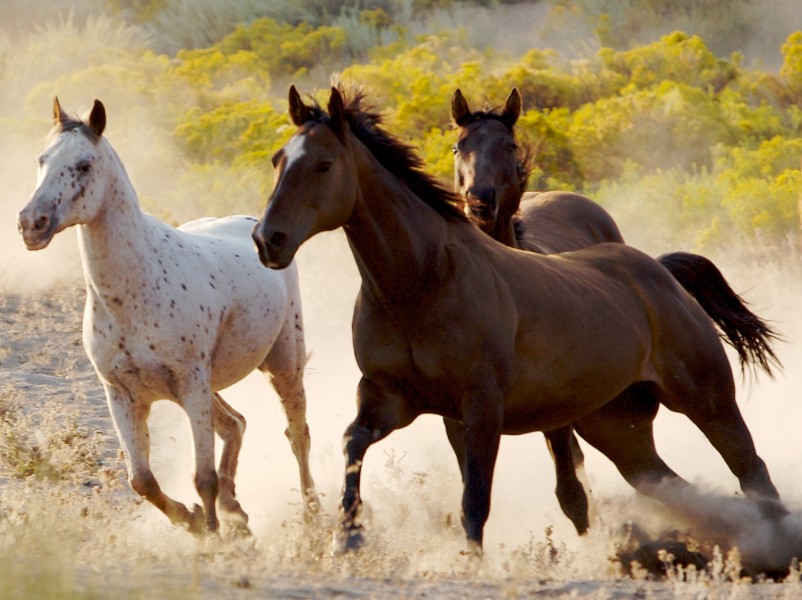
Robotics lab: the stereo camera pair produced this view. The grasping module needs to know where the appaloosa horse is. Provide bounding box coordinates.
[18,98,319,534]
[448,87,781,535]
[253,86,786,552]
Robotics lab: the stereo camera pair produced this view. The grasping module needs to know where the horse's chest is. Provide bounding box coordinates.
[83,306,208,401]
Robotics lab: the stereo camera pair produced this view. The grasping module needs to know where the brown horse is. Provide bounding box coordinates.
[449,87,781,535]
[253,86,786,552]
[452,87,779,376]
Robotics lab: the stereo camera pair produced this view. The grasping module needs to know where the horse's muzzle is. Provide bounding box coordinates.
[17,205,57,251]
[466,188,498,228]
[252,225,291,269]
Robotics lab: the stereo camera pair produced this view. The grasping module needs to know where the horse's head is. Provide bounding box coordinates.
[451,88,528,232]
[18,98,109,250]
[253,86,357,269]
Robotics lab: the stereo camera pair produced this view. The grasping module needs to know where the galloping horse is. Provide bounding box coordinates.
[253,86,786,552]
[449,87,781,535]
[18,99,319,534]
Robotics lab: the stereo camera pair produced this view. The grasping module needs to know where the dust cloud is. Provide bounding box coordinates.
[3,1,802,584]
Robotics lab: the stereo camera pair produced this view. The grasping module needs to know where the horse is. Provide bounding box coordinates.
[449,87,781,535]
[18,98,320,535]
[252,86,786,552]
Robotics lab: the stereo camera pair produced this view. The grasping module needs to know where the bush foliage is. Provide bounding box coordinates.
[1,0,800,252]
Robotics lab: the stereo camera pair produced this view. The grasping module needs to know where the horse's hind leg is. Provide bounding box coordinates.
[545,426,591,535]
[667,382,786,519]
[261,320,319,517]
[573,385,690,503]
[212,393,250,531]
[444,418,593,535]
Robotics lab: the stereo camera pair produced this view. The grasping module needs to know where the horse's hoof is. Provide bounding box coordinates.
[758,498,789,523]
[227,520,253,539]
[331,527,365,555]
[220,502,250,529]
[461,539,484,559]
[187,503,207,536]
[302,496,322,525]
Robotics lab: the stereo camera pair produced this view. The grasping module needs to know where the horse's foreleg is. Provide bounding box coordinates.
[443,417,466,480]
[544,426,590,535]
[461,399,503,550]
[105,385,204,533]
[338,420,373,552]
[212,393,249,531]
[336,378,416,553]
[183,383,220,534]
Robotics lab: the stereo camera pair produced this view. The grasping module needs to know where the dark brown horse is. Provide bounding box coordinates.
[253,86,786,552]
[452,88,623,252]
[449,87,781,536]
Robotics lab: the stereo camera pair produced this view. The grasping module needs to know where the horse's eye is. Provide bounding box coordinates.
[317,161,332,173]
[76,160,91,175]
[452,145,459,156]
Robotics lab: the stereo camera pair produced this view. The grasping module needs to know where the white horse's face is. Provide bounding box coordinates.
[18,99,108,250]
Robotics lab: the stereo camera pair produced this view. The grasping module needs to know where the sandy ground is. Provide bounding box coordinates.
[3,228,802,599]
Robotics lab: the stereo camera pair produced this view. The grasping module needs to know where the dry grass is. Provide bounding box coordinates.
[2,281,802,598]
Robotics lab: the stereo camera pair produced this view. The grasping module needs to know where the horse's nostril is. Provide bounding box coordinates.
[34,215,49,232]
[269,231,287,247]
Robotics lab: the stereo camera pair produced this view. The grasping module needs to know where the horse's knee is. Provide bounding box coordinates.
[285,422,310,445]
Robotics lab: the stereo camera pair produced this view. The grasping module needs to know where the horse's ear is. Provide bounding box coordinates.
[452,89,471,126]
[501,88,522,129]
[53,97,69,125]
[88,99,106,137]
[327,86,348,143]
[288,85,313,126]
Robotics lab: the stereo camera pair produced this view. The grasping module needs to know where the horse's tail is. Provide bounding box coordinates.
[658,251,782,377]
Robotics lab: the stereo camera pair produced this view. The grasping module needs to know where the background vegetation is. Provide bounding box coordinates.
[1,0,800,254]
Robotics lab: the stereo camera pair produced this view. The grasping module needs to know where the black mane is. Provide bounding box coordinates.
[309,89,468,222]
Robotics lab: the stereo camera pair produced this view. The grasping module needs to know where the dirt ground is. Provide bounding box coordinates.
[2,243,802,598]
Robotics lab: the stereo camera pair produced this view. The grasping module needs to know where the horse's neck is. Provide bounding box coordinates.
[486,216,519,248]
[77,155,163,300]
[346,147,455,304]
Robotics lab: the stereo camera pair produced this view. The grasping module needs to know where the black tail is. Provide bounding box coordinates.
[658,251,782,377]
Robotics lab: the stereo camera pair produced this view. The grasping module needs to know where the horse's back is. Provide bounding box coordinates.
[517,191,624,253]
[179,214,258,246]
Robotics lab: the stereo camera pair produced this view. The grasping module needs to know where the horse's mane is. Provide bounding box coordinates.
[457,106,533,195]
[308,88,468,222]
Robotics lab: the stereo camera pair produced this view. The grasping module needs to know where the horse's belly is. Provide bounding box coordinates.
[501,371,639,435]
[208,330,277,391]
